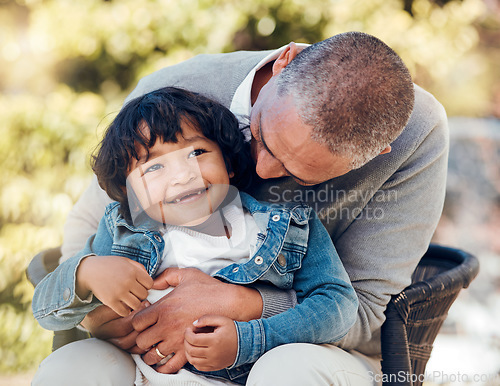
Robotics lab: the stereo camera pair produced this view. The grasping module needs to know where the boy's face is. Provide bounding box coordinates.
[127,121,233,227]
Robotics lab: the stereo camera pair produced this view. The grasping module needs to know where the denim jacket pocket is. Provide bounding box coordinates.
[260,245,305,289]
[271,243,304,275]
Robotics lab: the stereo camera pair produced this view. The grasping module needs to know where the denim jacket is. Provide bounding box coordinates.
[32,192,357,382]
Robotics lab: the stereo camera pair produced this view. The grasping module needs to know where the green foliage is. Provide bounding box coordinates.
[0,0,496,375]
[0,89,105,374]
[0,304,52,373]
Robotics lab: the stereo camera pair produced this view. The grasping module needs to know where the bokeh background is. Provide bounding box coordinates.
[0,0,499,384]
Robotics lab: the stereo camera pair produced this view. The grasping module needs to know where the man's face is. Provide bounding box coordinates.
[249,78,353,185]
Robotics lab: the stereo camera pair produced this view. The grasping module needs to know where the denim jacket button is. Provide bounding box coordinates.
[277,254,286,267]
[63,288,71,301]
[254,256,264,265]
[272,214,280,222]
[154,235,162,243]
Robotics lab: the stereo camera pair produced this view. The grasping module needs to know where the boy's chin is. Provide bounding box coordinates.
[144,204,214,227]
[172,213,212,227]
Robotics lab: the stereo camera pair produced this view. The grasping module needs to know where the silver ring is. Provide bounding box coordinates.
[155,347,166,359]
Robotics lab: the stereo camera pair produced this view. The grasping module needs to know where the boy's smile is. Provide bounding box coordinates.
[164,185,209,204]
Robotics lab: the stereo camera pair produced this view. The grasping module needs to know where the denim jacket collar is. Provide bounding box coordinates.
[111,191,312,234]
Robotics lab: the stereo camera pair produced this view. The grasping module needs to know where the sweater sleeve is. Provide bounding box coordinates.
[251,283,297,318]
[61,175,113,263]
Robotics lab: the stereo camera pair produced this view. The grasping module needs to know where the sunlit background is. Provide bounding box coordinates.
[0,0,499,384]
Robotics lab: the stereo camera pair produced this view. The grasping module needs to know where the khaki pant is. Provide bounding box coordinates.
[32,338,381,385]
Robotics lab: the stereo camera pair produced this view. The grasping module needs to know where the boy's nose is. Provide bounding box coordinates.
[169,161,198,185]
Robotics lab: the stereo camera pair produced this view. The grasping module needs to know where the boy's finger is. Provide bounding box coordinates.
[186,356,206,371]
[184,338,208,358]
[111,301,131,317]
[137,270,154,289]
[129,283,149,301]
[184,327,212,347]
[122,292,141,311]
[128,259,148,272]
[127,260,153,289]
[193,315,227,329]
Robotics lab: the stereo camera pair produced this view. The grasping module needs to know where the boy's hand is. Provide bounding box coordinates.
[184,315,238,372]
[76,255,153,317]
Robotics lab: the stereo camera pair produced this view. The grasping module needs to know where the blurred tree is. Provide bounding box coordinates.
[0,0,497,374]
[402,0,465,15]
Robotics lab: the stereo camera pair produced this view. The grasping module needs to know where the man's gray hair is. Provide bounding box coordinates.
[276,31,415,169]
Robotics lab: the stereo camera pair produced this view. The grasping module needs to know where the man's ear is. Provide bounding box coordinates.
[272,42,298,76]
[379,145,392,155]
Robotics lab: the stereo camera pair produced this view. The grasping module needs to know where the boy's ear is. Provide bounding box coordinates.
[223,156,234,179]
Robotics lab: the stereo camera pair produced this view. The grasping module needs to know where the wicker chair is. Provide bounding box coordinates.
[380,244,479,386]
[27,243,480,381]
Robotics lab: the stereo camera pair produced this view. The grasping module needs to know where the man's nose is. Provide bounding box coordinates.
[254,147,288,180]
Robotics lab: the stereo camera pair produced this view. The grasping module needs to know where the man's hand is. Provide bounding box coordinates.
[132,267,262,374]
[81,303,149,354]
[76,255,153,317]
[184,315,238,372]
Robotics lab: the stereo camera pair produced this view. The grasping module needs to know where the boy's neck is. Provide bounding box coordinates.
[186,210,232,238]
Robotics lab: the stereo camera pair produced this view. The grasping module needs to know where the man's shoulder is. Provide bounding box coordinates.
[393,84,448,159]
[412,84,447,128]
[125,50,273,106]
[189,50,273,65]
[161,50,271,76]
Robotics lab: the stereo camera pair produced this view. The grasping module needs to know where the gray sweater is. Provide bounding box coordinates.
[63,49,448,355]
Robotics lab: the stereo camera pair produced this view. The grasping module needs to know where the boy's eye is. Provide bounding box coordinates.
[144,163,163,174]
[188,148,207,158]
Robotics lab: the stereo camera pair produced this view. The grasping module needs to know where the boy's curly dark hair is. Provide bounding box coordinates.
[92,87,253,223]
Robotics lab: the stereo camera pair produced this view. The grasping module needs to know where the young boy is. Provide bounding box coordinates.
[32,87,358,385]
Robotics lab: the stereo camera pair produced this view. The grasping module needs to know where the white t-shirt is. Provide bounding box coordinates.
[147,202,260,304]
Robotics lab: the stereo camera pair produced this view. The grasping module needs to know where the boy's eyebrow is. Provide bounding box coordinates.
[136,135,208,164]
[137,149,161,164]
[182,135,209,143]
